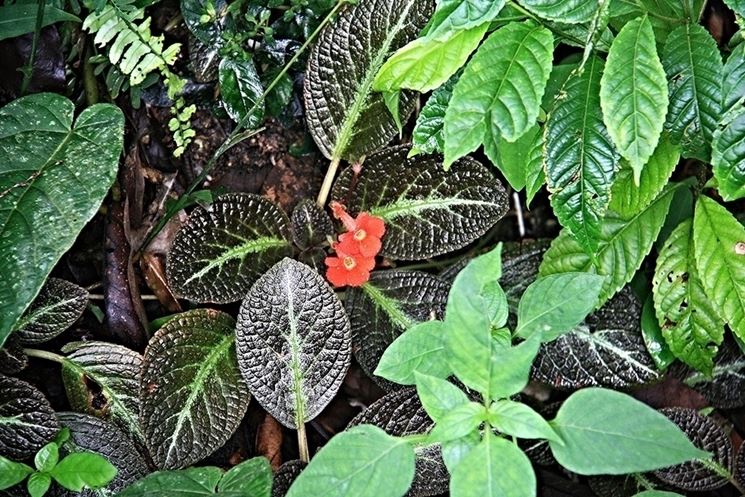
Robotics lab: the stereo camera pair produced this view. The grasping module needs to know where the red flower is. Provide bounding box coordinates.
[330,202,385,257]
[325,239,375,287]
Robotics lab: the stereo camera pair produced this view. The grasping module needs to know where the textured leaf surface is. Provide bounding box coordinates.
[600,16,668,182]
[331,146,508,260]
[271,461,306,497]
[0,93,123,348]
[290,199,333,250]
[712,112,745,201]
[345,270,449,389]
[693,196,745,339]
[410,74,457,156]
[723,42,745,113]
[115,467,223,497]
[662,23,722,160]
[653,219,723,374]
[0,335,27,375]
[540,185,677,305]
[167,193,292,304]
[60,341,144,448]
[443,21,553,166]
[304,0,433,160]
[653,408,731,491]
[545,56,619,254]
[684,341,745,409]
[141,309,250,469]
[0,375,59,459]
[427,0,506,35]
[219,57,264,127]
[236,258,351,428]
[181,0,229,46]
[14,278,88,344]
[516,0,597,23]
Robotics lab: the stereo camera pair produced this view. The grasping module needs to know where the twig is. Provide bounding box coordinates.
[19,0,45,95]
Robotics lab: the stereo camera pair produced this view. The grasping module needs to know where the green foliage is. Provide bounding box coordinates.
[0,3,79,41]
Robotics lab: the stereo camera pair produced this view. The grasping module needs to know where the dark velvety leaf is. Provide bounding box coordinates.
[500,240,550,317]
[219,57,264,126]
[684,341,745,408]
[345,270,449,390]
[0,375,59,459]
[236,258,351,428]
[331,145,508,260]
[290,199,333,250]
[587,476,639,497]
[271,460,306,497]
[167,193,293,304]
[532,288,660,389]
[141,309,250,469]
[53,412,148,497]
[304,0,433,161]
[14,278,88,344]
[736,439,745,488]
[0,335,27,375]
[189,36,219,83]
[60,341,144,449]
[410,74,458,157]
[181,0,229,46]
[653,407,731,491]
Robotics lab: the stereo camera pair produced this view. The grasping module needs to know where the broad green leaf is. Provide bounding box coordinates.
[542,60,578,112]
[34,442,58,472]
[60,341,144,448]
[27,472,51,497]
[375,320,451,385]
[609,135,680,218]
[427,0,506,36]
[441,430,480,473]
[524,125,545,206]
[410,74,457,156]
[117,467,225,497]
[332,146,508,260]
[540,185,678,305]
[723,42,745,113]
[236,258,351,428]
[414,372,470,423]
[373,24,487,93]
[304,0,432,161]
[450,432,536,497]
[219,57,264,127]
[516,273,605,341]
[286,425,415,497]
[662,23,722,160]
[346,270,449,390]
[0,456,33,490]
[550,388,709,474]
[723,0,745,18]
[484,124,541,192]
[546,57,620,254]
[429,401,485,442]
[443,21,553,167]
[141,309,250,469]
[0,376,59,460]
[488,400,560,442]
[640,295,676,370]
[516,0,597,23]
[653,219,723,374]
[693,196,745,340]
[13,278,87,344]
[712,111,745,201]
[181,0,229,46]
[0,3,80,41]
[50,452,117,491]
[166,193,292,304]
[0,93,123,348]
[218,457,272,497]
[600,16,668,183]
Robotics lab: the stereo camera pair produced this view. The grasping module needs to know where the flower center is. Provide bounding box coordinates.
[354,229,367,241]
[343,256,357,270]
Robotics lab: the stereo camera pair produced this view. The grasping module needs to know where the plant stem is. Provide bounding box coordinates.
[297,422,310,462]
[701,458,745,494]
[19,0,45,95]
[23,348,65,364]
[82,41,100,106]
[316,157,341,207]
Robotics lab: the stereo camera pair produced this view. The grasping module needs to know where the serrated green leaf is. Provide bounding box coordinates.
[429,401,485,442]
[609,135,680,218]
[236,258,351,428]
[443,20,553,167]
[218,457,272,497]
[546,56,620,254]
[50,452,117,491]
[219,57,264,127]
[693,196,745,340]
[0,93,123,348]
[516,0,597,23]
[331,146,508,260]
[166,193,292,304]
[540,185,678,305]
[723,42,745,114]
[484,123,541,192]
[712,111,745,201]
[427,0,506,36]
[27,472,51,497]
[375,320,451,385]
[13,278,88,344]
[488,400,560,442]
[410,74,457,156]
[662,23,722,160]
[524,125,545,206]
[723,0,745,17]
[653,219,724,374]
[286,425,415,497]
[414,372,470,423]
[304,0,433,161]
[0,3,80,41]
[0,456,33,490]
[0,376,59,460]
[641,294,676,370]
[141,309,250,469]
[600,16,668,183]
[549,388,709,474]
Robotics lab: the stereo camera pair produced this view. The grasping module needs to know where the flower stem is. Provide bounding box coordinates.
[297,422,310,462]
[316,157,341,207]
[23,348,65,364]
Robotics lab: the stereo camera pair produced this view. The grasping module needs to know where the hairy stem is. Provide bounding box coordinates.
[316,157,341,207]
[23,348,65,364]
[19,0,45,95]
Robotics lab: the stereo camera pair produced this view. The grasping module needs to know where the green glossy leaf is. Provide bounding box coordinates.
[723,0,745,18]
[27,472,51,497]
[414,372,470,423]
[166,193,292,304]
[410,74,457,156]
[540,185,678,305]
[50,452,117,491]
[141,309,250,469]
[450,432,536,497]
[693,196,745,340]
[427,0,506,35]
[0,3,80,41]
[218,457,272,497]
[286,425,415,497]
[549,388,709,474]
[219,57,264,127]
[662,23,722,160]
[181,0,228,46]
[375,320,451,385]
[640,295,676,370]
[0,93,123,348]
[546,57,620,254]
[516,273,605,341]
[712,111,745,201]
[0,376,59,460]
[609,135,680,218]
[722,42,745,113]
[516,0,597,23]
[443,20,553,167]
[34,442,58,473]
[13,278,88,344]
[653,218,724,374]
[484,123,541,192]
[331,146,508,260]
[236,258,351,428]
[488,400,560,442]
[524,125,545,206]
[304,0,432,161]
[0,456,33,490]
[600,16,668,183]
[429,401,485,442]
[117,467,225,497]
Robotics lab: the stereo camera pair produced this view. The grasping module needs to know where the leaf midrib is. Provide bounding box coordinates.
[184,236,289,284]
[361,282,415,330]
[370,196,498,220]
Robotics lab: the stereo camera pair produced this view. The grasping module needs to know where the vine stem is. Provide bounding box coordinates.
[19,0,45,95]
[297,422,310,462]
[316,157,341,207]
[23,348,65,364]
